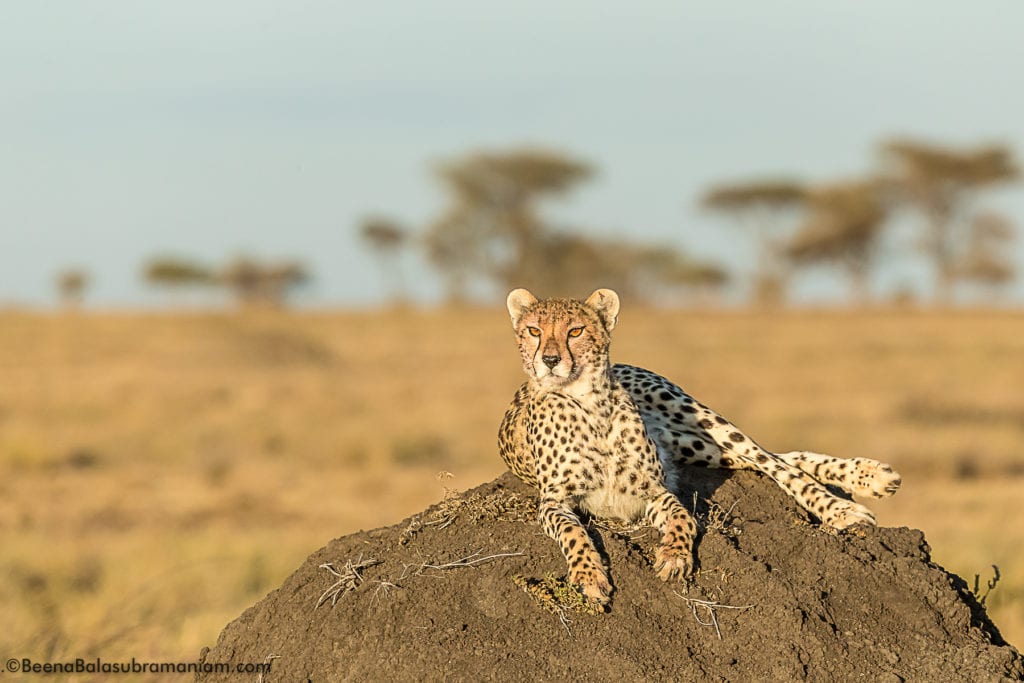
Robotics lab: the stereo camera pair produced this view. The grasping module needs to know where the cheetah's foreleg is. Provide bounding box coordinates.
[539,499,612,604]
[644,491,697,582]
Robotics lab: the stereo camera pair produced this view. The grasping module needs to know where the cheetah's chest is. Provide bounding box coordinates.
[526,387,660,523]
[576,412,657,524]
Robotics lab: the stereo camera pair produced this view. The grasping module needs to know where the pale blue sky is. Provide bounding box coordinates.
[3,1,1023,307]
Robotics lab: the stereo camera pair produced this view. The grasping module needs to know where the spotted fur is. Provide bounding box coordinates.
[499,288,902,604]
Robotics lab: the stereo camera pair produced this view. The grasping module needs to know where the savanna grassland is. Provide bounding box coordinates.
[1,307,1021,668]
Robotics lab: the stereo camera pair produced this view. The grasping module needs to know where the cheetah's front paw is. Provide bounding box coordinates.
[654,544,693,582]
[569,565,613,604]
[822,499,876,530]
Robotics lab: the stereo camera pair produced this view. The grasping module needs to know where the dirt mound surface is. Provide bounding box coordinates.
[197,470,1021,682]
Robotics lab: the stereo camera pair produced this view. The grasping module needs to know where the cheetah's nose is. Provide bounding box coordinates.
[542,355,561,369]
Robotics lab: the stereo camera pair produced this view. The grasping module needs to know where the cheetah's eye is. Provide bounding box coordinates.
[527,326,541,337]
[568,327,584,338]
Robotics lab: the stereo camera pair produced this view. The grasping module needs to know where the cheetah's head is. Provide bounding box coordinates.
[506,288,619,390]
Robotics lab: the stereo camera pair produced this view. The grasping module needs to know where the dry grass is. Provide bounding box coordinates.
[0,306,1021,665]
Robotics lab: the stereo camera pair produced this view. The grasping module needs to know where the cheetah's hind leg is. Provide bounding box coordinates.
[776,451,902,500]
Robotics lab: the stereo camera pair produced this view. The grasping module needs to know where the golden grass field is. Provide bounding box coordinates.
[1,306,1022,668]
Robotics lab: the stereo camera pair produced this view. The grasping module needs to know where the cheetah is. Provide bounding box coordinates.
[498,288,901,605]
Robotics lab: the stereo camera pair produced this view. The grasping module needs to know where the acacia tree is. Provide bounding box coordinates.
[421,148,728,305]
[142,256,216,307]
[220,257,310,308]
[357,216,409,305]
[55,268,90,308]
[880,138,1018,304]
[785,179,889,304]
[143,257,213,288]
[424,149,592,302]
[700,179,805,305]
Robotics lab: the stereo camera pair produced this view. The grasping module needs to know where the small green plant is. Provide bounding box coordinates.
[513,572,605,633]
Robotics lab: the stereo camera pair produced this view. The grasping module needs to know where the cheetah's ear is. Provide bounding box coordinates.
[506,288,538,328]
[585,289,620,331]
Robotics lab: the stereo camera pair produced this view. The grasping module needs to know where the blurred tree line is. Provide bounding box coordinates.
[53,137,1019,309]
[358,137,1018,308]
